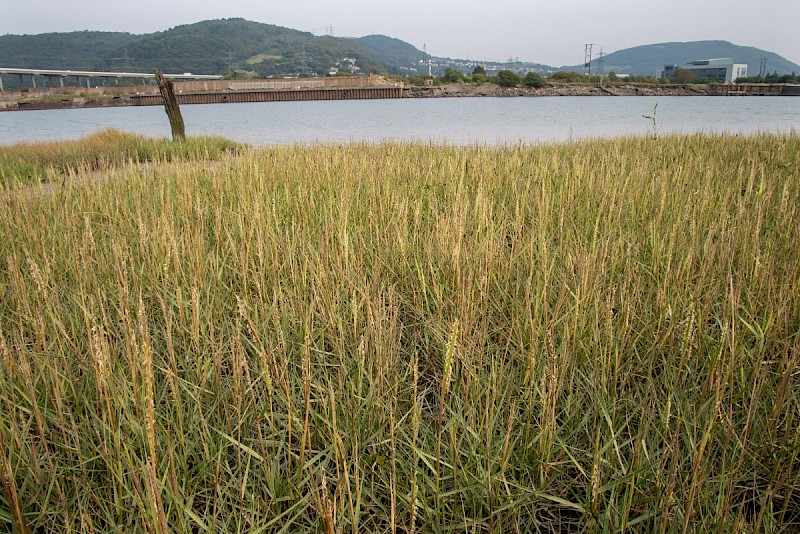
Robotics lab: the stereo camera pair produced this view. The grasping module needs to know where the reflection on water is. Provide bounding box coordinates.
[1,96,798,146]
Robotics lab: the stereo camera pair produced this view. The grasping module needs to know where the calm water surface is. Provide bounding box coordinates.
[1,96,797,145]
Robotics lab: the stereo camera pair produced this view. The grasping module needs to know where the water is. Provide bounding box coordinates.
[1,96,797,146]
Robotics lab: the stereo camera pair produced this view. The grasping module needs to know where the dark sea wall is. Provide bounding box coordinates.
[1,96,136,112]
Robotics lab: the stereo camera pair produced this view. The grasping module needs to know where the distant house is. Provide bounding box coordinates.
[660,58,748,83]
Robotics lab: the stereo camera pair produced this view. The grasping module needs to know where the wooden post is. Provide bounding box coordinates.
[155,69,186,142]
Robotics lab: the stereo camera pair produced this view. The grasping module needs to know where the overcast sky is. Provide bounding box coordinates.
[2,0,798,67]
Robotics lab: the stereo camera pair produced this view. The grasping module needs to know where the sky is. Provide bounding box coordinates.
[2,0,798,67]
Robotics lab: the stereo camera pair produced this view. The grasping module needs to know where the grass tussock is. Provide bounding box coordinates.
[0,132,799,532]
[0,128,240,187]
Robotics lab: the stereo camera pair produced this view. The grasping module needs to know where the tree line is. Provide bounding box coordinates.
[398,65,800,88]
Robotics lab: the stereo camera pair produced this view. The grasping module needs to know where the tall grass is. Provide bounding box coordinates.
[0,129,240,187]
[0,132,798,532]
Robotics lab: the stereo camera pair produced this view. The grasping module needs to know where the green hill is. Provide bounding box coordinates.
[113,19,313,74]
[0,18,426,84]
[0,31,140,71]
[114,20,398,76]
[566,41,800,76]
[349,35,426,71]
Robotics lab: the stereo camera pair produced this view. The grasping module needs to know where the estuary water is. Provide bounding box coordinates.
[1,96,797,146]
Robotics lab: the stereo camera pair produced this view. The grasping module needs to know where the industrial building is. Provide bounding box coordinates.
[660,58,748,83]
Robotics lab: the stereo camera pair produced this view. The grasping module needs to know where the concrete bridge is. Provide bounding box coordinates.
[0,68,222,91]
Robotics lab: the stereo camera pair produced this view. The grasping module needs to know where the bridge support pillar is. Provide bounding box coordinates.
[31,75,36,89]
[0,76,4,92]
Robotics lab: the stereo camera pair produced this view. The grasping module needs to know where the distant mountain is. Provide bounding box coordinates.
[0,18,426,80]
[3,24,798,82]
[348,35,426,72]
[563,41,800,76]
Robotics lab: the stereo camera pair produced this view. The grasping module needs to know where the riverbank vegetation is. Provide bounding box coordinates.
[401,67,681,89]
[1,132,798,532]
[0,129,239,187]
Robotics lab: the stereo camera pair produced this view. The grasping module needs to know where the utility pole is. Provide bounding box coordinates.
[123,48,133,71]
[300,46,310,76]
[584,44,593,77]
[423,44,432,77]
[596,47,605,86]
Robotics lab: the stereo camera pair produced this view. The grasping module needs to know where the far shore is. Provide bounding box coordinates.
[1,82,795,112]
[405,83,712,98]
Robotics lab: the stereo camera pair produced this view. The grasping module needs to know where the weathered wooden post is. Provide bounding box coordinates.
[155,69,185,142]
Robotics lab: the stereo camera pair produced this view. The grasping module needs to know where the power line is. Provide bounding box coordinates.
[596,47,606,85]
[584,44,593,77]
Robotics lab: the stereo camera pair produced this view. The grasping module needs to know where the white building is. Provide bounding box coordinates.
[661,58,748,83]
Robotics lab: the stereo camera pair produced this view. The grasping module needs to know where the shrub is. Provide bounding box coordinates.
[523,72,546,88]
[495,70,521,87]
[550,70,583,83]
[440,68,464,83]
